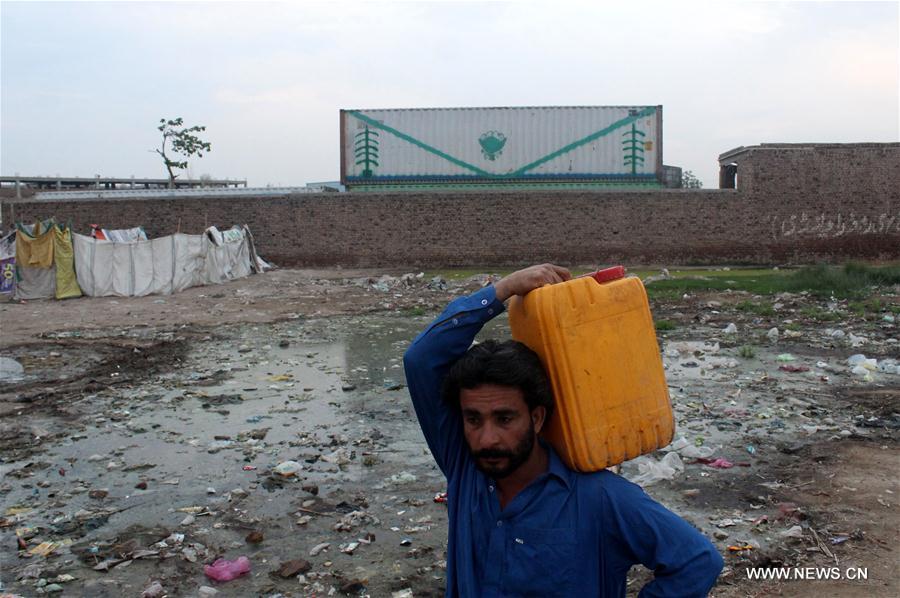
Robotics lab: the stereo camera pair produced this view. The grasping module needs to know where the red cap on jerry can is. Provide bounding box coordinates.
[589,266,626,284]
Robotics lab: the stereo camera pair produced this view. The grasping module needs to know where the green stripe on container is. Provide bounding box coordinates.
[513,107,657,175]
[348,111,492,176]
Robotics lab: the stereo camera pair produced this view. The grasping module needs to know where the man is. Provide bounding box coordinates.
[404,264,724,597]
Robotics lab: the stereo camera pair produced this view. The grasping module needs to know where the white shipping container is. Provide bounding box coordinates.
[340,106,662,187]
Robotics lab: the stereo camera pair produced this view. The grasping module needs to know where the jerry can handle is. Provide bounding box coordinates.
[579,265,626,284]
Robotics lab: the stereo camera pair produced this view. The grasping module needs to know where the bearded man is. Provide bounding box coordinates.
[403,264,723,597]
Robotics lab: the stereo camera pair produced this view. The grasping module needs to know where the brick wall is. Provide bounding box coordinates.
[3,144,898,267]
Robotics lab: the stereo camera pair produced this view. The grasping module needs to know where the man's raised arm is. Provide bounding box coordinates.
[403,264,571,477]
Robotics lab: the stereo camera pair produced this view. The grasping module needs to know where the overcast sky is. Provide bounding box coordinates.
[2,0,898,188]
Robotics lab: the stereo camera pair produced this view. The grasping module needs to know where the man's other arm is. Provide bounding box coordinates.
[602,474,724,597]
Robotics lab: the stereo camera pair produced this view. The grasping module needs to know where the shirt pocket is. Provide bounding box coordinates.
[504,527,576,597]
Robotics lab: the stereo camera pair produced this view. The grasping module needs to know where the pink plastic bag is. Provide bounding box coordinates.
[707,458,734,469]
[693,457,735,469]
[204,556,251,581]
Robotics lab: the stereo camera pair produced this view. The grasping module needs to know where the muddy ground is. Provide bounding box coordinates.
[0,268,897,597]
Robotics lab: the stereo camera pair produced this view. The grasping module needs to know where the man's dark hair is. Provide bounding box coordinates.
[442,339,554,419]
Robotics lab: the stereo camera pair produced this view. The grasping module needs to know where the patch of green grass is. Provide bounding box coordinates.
[645,263,900,300]
[784,322,802,331]
[848,302,864,315]
[848,301,867,317]
[799,307,840,322]
[649,288,685,301]
[735,300,776,316]
[738,345,756,359]
[429,263,900,302]
[782,263,900,299]
[654,320,677,331]
[645,269,787,297]
[402,306,427,317]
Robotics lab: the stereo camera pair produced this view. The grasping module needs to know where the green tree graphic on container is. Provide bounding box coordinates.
[354,126,380,177]
[622,123,646,175]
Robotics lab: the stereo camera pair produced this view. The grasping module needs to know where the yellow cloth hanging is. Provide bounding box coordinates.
[53,225,82,299]
[16,222,54,268]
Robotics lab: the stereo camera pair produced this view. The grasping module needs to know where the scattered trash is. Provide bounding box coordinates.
[389,471,418,485]
[693,457,736,469]
[776,502,805,522]
[276,558,312,578]
[28,541,67,557]
[667,437,714,459]
[779,364,809,372]
[341,580,367,594]
[830,536,850,545]
[849,333,867,347]
[334,510,380,532]
[273,461,302,477]
[204,556,251,582]
[0,357,25,382]
[851,366,873,380]
[140,581,165,598]
[383,379,404,391]
[878,359,899,375]
[628,452,684,486]
[723,323,738,334]
[3,269,897,596]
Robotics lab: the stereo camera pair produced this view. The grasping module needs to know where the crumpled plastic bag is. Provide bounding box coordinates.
[668,437,715,459]
[204,556,251,581]
[628,452,684,486]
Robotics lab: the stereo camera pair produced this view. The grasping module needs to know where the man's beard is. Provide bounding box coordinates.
[470,425,536,479]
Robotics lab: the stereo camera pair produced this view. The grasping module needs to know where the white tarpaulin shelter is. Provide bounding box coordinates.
[73,225,267,297]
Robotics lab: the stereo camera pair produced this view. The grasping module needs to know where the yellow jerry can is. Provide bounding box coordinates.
[508,266,674,471]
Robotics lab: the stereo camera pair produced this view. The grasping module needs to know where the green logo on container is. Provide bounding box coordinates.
[622,123,646,175]
[354,125,380,177]
[478,131,507,161]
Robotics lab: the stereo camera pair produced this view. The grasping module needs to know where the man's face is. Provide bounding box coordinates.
[459,384,546,479]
